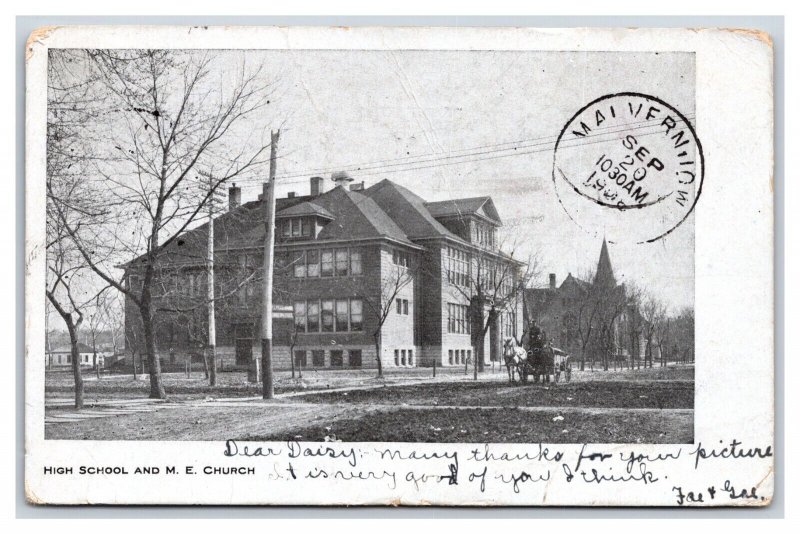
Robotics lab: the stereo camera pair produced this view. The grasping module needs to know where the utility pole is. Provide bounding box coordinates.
[206,173,217,387]
[261,129,280,399]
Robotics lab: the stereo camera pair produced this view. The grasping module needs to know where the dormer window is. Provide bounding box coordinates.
[276,201,334,241]
[282,217,312,238]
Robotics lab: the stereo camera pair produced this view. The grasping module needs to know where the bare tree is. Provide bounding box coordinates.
[85,292,109,379]
[446,235,540,380]
[624,284,646,370]
[45,50,110,408]
[640,293,666,369]
[654,314,672,367]
[591,281,629,371]
[48,50,278,399]
[351,261,413,378]
[572,269,599,372]
[46,237,89,408]
[672,306,695,364]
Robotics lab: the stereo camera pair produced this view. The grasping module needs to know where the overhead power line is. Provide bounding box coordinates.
[262,113,696,182]
[229,118,697,189]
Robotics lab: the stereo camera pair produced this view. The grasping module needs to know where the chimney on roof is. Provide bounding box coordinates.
[349,181,365,192]
[549,273,556,290]
[228,183,241,211]
[287,191,296,198]
[310,176,325,196]
[331,171,354,188]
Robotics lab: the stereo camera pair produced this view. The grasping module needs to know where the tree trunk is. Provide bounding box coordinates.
[140,302,166,399]
[373,332,383,378]
[201,349,210,379]
[207,345,217,386]
[66,322,84,410]
[289,339,296,379]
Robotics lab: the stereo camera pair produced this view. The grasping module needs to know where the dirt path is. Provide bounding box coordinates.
[45,402,385,440]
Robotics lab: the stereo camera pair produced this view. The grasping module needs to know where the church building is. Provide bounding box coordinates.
[524,239,647,364]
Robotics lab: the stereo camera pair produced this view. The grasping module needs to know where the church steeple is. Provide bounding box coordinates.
[593,238,616,287]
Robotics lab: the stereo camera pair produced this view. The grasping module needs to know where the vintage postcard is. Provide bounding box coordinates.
[25,25,774,506]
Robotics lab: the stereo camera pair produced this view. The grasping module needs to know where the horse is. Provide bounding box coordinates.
[502,337,527,383]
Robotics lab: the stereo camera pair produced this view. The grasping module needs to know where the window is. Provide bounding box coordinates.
[312,350,325,367]
[292,298,363,333]
[307,300,320,332]
[448,350,453,365]
[350,250,362,275]
[282,220,291,237]
[396,298,409,315]
[447,303,470,334]
[335,299,349,331]
[408,350,414,366]
[401,350,406,366]
[467,350,472,363]
[301,219,311,237]
[335,249,349,276]
[294,350,307,368]
[295,248,360,277]
[291,218,302,237]
[349,350,362,368]
[394,350,399,366]
[350,299,363,331]
[321,300,334,332]
[330,350,343,367]
[321,250,333,277]
[392,249,410,267]
[293,251,306,278]
[293,301,306,333]
[307,250,320,277]
[446,246,470,288]
[504,311,516,338]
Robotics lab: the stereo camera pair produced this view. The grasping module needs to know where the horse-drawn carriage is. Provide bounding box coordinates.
[503,337,572,384]
[519,346,571,383]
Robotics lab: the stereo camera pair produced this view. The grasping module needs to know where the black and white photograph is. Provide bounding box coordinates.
[23,24,774,507]
[43,47,697,444]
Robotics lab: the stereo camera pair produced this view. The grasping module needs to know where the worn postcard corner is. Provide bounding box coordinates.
[25,24,774,507]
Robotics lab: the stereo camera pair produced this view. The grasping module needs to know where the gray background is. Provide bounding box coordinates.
[16,15,784,519]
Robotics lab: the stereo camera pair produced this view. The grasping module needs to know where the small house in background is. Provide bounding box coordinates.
[45,342,109,369]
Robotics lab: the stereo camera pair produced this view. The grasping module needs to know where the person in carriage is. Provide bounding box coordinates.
[521,321,550,383]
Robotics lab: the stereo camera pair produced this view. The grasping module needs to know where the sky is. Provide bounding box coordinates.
[52,48,696,313]
[227,49,696,312]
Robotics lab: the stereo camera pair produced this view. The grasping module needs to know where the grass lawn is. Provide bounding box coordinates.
[44,366,471,401]
[45,363,694,402]
[247,407,694,444]
[291,380,694,410]
[46,365,694,443]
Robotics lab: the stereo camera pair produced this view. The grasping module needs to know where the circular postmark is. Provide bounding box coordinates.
[552,92,703,244]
